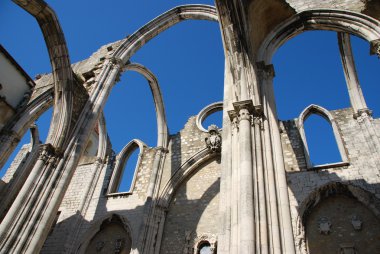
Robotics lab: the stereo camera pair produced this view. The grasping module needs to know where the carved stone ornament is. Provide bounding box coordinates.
[205,125,221,153]
[351,215,362,231]
[318,217,331,235]
[114,237,124,253]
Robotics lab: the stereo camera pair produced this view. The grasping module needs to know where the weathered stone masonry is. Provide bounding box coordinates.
[1,0,380,254]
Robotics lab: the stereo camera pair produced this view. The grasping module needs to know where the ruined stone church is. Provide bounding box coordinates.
[1,0,380,253]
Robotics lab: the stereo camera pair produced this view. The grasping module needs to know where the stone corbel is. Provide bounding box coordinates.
[256,61,275,80]
[370,39,380,57]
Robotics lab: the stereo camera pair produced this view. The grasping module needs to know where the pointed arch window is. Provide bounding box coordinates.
[298,104,348,169]
[107,139,146,194]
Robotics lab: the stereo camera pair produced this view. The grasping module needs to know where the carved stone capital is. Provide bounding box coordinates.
[238,108,251,121]
[38,144,60,163]
[229,100,264,127]
[370,39,380,57]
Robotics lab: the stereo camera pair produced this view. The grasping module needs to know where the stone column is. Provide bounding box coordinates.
[231,100,256,254]
[0,144,60,253]
[259,62,296,253]
[257,63,283,254]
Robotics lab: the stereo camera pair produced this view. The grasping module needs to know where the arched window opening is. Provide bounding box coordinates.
[198,242,212,254]
[303,114,342,166]
[117,148,139,193]
[0,128,34,180]
[273,31,350,120]
[350,35,380,118]
[107,140,145,195]
[104,71,157,150]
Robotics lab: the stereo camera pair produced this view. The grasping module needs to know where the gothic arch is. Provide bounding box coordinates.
[257,9,380,63]
[297,104,348,168]
[113,5,218,64]
[76,213,133,254]
[69,4,219,158]
[295,182,380,253]
[107,139,147,194]
[12,0,74,149]
[157,148,218,209]
[124,63,168,148]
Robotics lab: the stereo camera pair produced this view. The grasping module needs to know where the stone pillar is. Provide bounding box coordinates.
[0,144,60,253]
[259,62,296,254]
[238,105,255,253]
[228,100,256,254]
[140,147,168,254]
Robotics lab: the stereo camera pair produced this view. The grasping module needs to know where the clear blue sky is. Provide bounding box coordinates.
[1,1,380,187]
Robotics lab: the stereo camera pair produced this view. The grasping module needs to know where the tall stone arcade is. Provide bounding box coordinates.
[1,0,380,253]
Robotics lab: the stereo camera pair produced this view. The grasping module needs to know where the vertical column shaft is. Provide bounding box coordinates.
[238,107,255,253]
[265,77,296,254]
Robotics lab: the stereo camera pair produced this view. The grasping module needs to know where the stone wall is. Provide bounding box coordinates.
[159,159,220,254]
[280,107,380,253]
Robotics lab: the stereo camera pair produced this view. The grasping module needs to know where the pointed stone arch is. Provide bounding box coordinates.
[124,63,168,148]
[297,104,348,169]
[107,139,147,194]
[76,213,133,254]
[258,9,380,63]
[296,182,380,254]
[157,148,218,209]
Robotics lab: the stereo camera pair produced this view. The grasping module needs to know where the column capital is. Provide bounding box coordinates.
[38,143,62,163]
[232,100,262,117]
[228,100,264,127]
